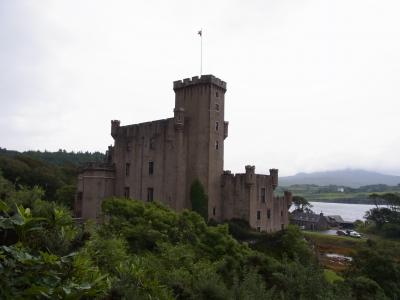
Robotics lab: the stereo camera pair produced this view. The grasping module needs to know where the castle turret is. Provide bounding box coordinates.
[224,121,229,139]
[245,165,256,186]
[105,145,114,164]
[173,107,185,129]
[269,169,278,190]
[111,120,120,139]
[173,74,227,220]
[284,190,292,208]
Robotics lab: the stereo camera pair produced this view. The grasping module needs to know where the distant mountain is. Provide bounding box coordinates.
[279,169,400,188]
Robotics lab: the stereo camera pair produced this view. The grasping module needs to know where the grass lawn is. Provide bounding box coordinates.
[324,269,344,283]
[303,231,365,271]
[303,231,365,253]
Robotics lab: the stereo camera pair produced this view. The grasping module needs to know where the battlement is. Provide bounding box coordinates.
[173,74,227,91]
[82,162,115,172]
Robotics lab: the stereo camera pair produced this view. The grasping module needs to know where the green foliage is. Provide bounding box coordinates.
[100,198,347,299]
[101,197,250,261]
[190,179,208,221]
[252,225,313,264]
[0,194,108,299]
[349,242,400,299]
[324,269,344,284]
[0,245,108,299]
[232,269,275,299]
[346,276,387,300]
[0,147,105,167]
[0,149,103,204]
[4,171,400,299]
[365,192,400,237]
[291,195,313,212]
[227,218,263,241]
[55,185,76,210]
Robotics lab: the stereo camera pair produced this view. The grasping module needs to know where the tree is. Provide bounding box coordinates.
[366,193,400,237]
[190,179,208,221]
[291,195,313,212]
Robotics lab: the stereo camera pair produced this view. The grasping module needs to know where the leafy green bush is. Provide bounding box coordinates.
[0,199,108,299]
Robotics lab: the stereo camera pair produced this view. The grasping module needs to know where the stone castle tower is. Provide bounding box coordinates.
[75,75,292,232]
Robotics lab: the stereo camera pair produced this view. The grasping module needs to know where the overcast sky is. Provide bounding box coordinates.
[1,0,399,176]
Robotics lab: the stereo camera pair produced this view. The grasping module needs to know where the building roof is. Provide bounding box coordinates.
[290,210,326,223]
[327,215,345,223]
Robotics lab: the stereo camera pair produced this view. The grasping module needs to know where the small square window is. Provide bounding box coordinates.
[267,209,271,219]
[257,227,261,232]
[149,161,154,175]
[215,103,220,111]
[150,138,155,150]
[257,210,261,220]
[261,188,266,203]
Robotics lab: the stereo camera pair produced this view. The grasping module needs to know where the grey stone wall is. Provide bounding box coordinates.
[77,74,291,232]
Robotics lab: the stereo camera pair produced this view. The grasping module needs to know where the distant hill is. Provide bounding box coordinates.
[0,148,105,166]
[279,169,400,188]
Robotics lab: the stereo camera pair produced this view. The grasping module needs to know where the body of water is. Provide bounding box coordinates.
[309,202,375,222]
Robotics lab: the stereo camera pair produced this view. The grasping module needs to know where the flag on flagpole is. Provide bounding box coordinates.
[198,29,202,36]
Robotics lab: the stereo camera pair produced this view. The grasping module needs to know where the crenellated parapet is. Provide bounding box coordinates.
[105,145,114,164]
[81,161,115,172]
[269,168,278,190]
[284,191,293,208]
[245,165,256,186]
[173,75,227,91]
[111,120,120,139]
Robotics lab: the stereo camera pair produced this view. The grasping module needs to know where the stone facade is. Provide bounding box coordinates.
[75,75,292,232]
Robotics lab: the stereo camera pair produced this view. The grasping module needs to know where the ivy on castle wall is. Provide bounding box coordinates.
[190,179,208,221]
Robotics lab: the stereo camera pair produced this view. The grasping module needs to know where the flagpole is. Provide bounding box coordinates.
[200,28,203,76]
[198,28,203,76]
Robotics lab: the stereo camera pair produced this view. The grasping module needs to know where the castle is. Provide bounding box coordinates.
[75,75,292,232]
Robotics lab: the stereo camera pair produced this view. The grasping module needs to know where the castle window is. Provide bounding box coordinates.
[215,141,219,150]
[216,91,219,98]
[281,224,285,230]
[261,188,266,203]
[257,210,261,220]
[213,207,216,216]
[216,103,220,111]
[126,142,131,152]
[215,121,219,131]
[281,210,283,217]
[257,226,261,232]
[149,161,154,175]
[147,188,154,202]
[125,163,130,177]
[124,187,130,198]
[267,209,271,219]
[150,138,155,150]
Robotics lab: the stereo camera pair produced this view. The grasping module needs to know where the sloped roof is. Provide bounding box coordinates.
[291,210,326,223]
[327,215,344,223]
